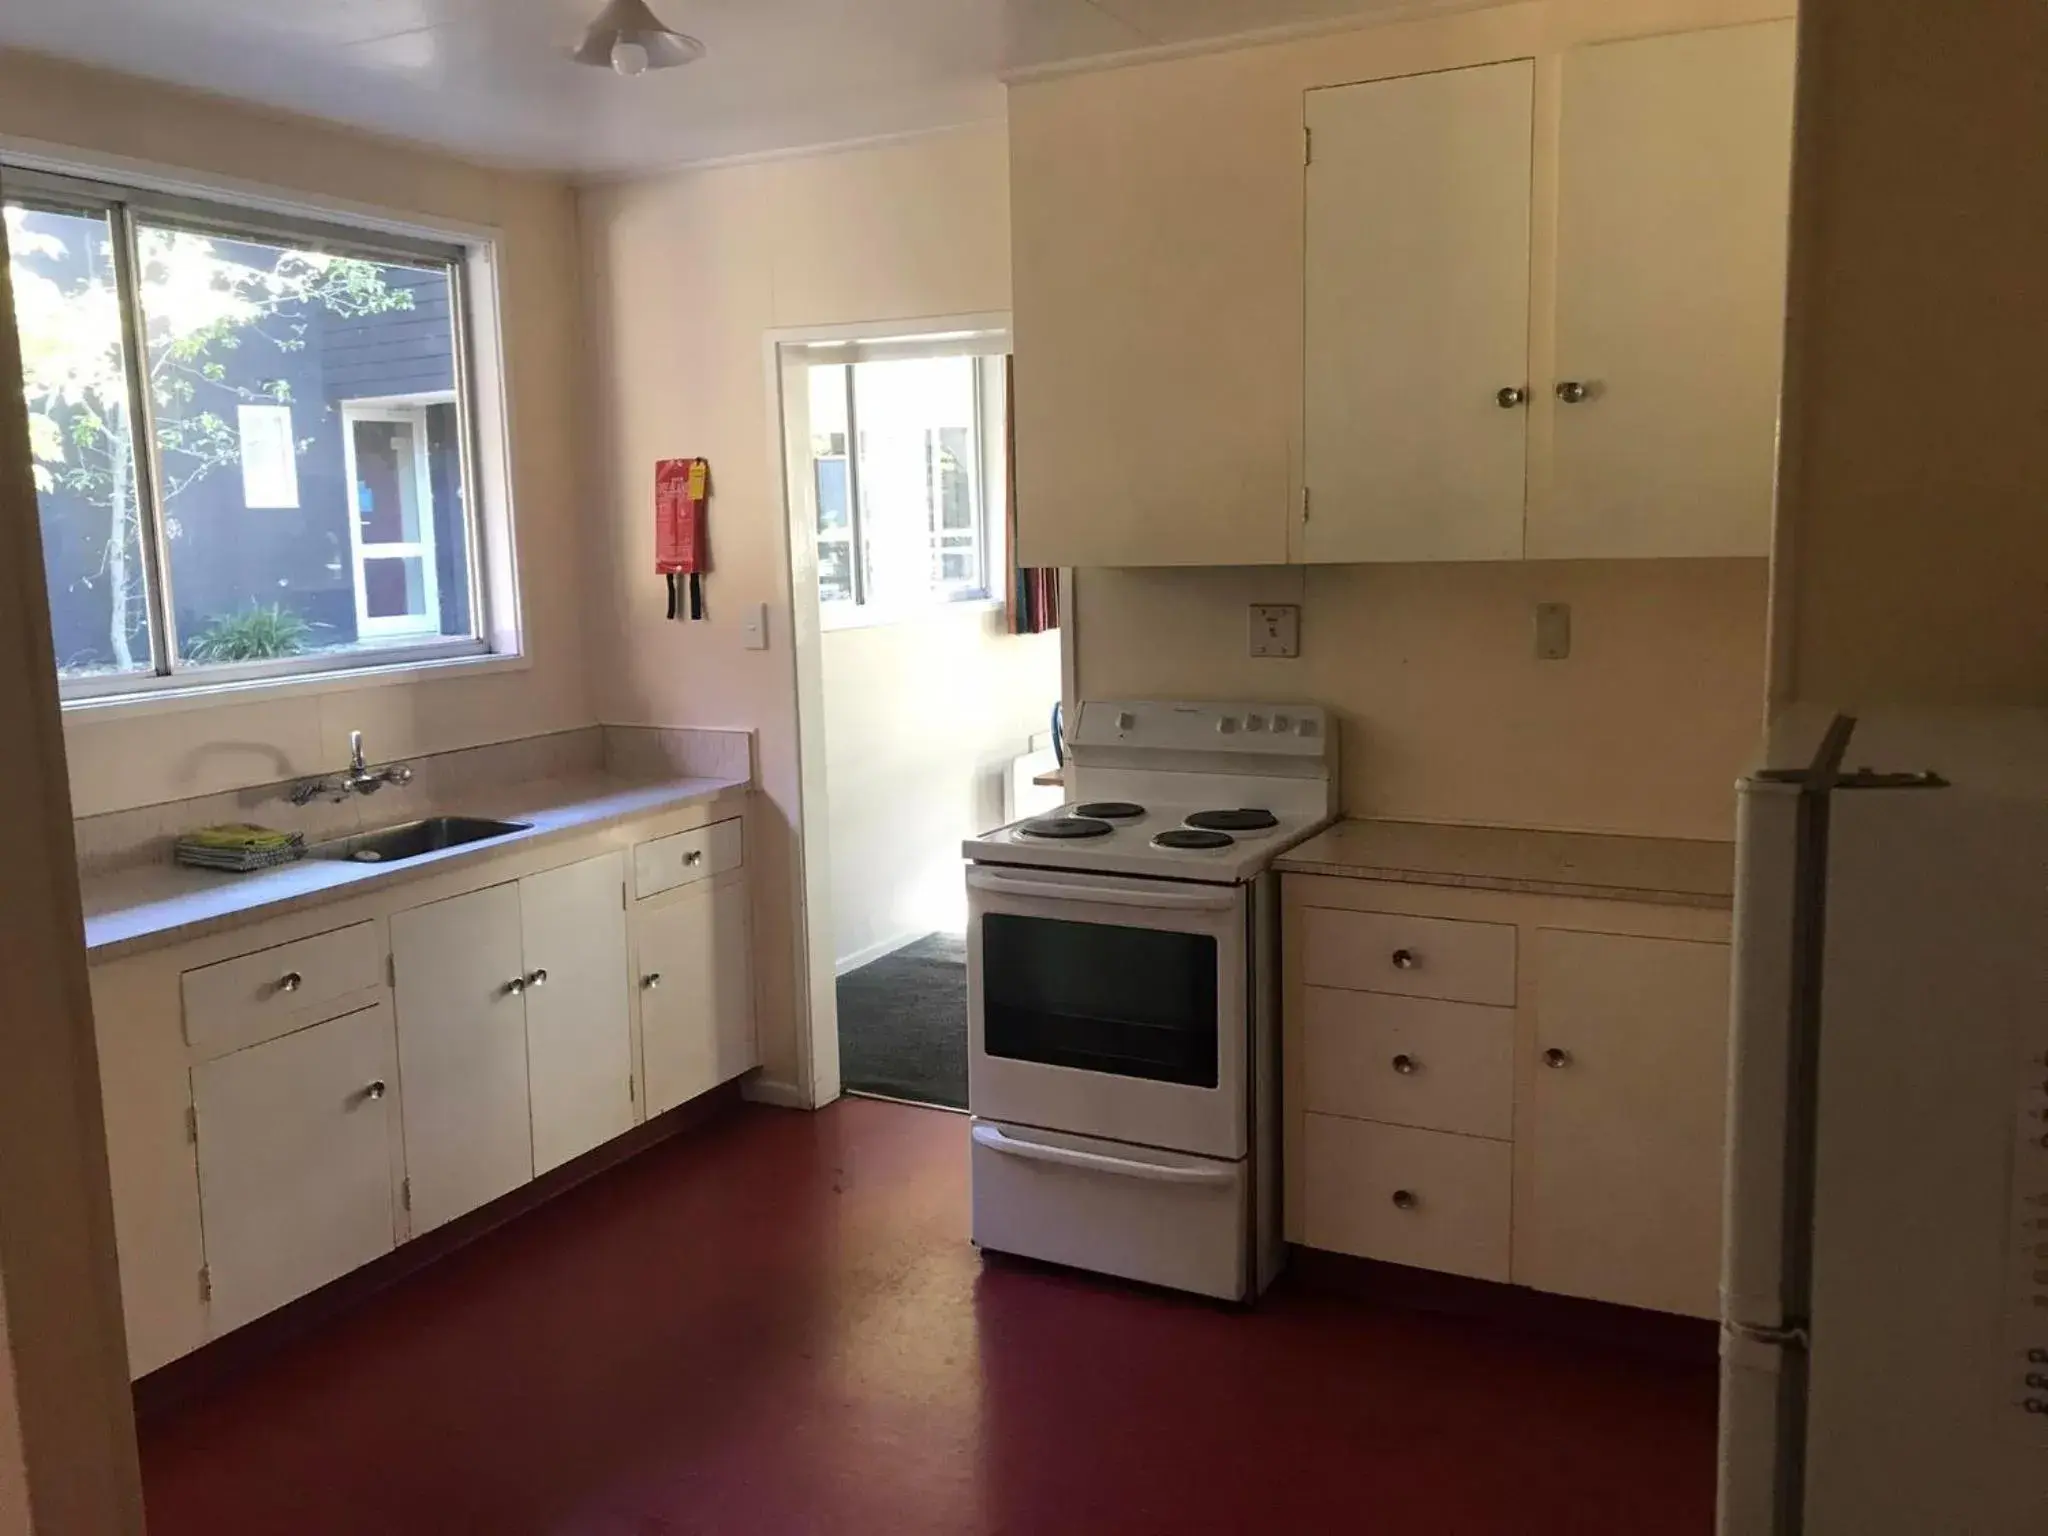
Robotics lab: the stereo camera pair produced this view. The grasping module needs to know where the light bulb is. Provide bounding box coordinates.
[611,39,649,76]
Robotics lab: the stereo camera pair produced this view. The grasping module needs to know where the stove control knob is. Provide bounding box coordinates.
[1116,711,1136,732]
[1244,714,1267,732]
[1216,716,1239,734]
[1297,717,1319,738]
[1272,715,1292,734]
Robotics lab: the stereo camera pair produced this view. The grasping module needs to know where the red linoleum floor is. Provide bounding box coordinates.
[139,1098,1719,1534]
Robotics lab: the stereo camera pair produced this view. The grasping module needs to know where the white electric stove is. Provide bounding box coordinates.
[962,700,1338,1302]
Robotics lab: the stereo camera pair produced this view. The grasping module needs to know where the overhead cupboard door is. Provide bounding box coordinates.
[1303,59,1535,564]
[1537,21,1797,559]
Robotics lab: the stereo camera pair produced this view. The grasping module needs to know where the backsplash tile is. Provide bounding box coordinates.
[602,725,753,783]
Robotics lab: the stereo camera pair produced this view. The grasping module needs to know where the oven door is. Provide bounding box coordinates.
[967,863,1248,1160]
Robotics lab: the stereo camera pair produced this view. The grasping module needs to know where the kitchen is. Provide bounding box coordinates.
[0,1,2043,1533]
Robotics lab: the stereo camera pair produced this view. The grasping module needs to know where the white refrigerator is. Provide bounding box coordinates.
[1720,707,2048,1533]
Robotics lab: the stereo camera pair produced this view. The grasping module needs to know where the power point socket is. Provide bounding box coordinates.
[1249,604,1301,658]
[1535,602,1571,660]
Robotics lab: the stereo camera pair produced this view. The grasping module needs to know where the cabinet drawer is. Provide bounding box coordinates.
[1302,1115,1511,1282]
[1302,987,1514,1139]
[1300,906,1516,1006]
[181,921,384,1057]
[634,817,743,900]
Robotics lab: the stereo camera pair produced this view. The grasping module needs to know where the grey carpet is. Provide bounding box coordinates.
[836,932,968,1110]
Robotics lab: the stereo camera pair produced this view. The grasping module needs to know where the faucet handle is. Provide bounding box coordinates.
[348,730,366,772]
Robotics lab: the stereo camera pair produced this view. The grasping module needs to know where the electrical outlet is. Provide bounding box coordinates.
[1535,602,1571,660]
[1249,604,1301,659]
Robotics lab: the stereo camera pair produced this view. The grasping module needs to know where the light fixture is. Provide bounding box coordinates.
[572,0,705,77]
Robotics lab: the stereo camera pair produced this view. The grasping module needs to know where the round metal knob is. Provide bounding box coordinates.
[684,850,704,867]
[365,1080,387,1101]
[1391,1189,1419,1211]
[1391,949,1418,970]
[1391,1053,1418,1075]
[643,973,662,991]
[506,976,527,996]
[528,968,548,989]
[1556,380,1590,404]
[1496,385,1526,409]
[1544,1047,1572,1069]
[279,971,303,993]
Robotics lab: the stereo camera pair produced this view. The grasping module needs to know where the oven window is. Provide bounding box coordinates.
[981,914,1219,1088]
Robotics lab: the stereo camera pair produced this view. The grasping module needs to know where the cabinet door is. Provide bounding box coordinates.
[1009,70,1296,567]
[392,884,533,1233]
[1537,22,1796,559]
[1303,60,1534,564]
[636,873,755,1118]
[191,1002,400,1334]
[1521,929,1731,1317]
[521,853,634,1175]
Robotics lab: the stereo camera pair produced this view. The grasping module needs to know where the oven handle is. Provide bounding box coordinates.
[971,1123,1236,1186]
[967,868,1240,913]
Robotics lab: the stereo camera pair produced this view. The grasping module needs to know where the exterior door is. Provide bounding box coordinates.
[343,402,443,639]
[1537,21,1796,558]
[191,1001,400,1334]
[1302,60,1534,563]
[391,883,533,1233]
[1520,928,1731,1317]
[635,871,754,1118]
[520,853,634,1174]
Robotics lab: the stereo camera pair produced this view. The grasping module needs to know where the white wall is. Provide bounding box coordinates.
[579,124,1014,1101]
[822,605,1057,970]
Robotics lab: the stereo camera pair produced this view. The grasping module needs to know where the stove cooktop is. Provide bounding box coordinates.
[966,801,1329,884]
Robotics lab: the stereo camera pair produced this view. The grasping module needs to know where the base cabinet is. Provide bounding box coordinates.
[636,870,755,1117]
[1286,874,1731,1318]
[191,1001,401,1334]
[520,854,634,1174]
[1517,929,1732,1317]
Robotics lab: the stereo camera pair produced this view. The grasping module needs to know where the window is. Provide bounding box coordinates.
[3,166,496,699]
[806,352,1001,620]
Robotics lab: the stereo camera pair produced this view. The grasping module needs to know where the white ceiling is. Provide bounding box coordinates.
[0,0,1422,178]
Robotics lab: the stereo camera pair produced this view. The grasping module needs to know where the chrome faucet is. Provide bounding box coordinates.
[290,731,415,805]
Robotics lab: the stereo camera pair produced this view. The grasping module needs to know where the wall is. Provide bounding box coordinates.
[579,123,1013,1097]
[1770,1,2048,706]
[823,606,1058,970]
[0,50,594,817]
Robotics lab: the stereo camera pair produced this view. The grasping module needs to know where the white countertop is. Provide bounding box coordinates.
[1275,818,1735,909]
[82,773,749,961]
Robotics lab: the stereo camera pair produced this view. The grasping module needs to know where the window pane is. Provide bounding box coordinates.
[135,221,474,666]
[5,202,155,679]
[852,355,981,609]
[817,538,854,604]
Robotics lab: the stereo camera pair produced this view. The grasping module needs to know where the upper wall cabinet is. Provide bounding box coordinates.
[1303,61,1534,564]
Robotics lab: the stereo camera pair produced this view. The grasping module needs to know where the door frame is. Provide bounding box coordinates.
[761,313,1077,1111]
[341,394,450,642]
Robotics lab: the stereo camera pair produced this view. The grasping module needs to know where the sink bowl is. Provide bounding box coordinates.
[308,816,531,865]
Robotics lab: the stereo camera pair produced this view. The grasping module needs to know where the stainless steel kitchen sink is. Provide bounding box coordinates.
[307,816,531,865]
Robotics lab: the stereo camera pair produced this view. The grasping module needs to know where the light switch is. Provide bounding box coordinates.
[741,602,769,651]
[1535,602,1571,661]
[1249,604,1301,659]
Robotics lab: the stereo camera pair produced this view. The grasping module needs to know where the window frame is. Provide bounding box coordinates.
[809,350,1005,631]
[1,160,507,705]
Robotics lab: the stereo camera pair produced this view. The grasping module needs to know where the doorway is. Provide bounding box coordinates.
[772,318,1066,1110]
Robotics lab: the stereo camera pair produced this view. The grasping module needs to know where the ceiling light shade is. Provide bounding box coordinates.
[572,0,705,75]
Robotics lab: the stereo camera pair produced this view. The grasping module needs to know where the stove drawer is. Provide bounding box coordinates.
[970,1120,1248,1300]
[1300,907,1516,1007]
[1302,1114,1511,1282]
[1302,987,1514,1140]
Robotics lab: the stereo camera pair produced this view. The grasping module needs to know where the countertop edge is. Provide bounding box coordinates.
[1273,856,1732,910]
[83,776,751,963]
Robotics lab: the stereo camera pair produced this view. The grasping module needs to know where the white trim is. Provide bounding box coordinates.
[998,0,1502,86]
[834,930,931,977]
[572,117,1007,188]
[739,1076,812,1111]
[341,402,445,642]
[60,649,530,723]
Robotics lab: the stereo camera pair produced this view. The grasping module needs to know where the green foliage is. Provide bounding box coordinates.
[184,603,316,663]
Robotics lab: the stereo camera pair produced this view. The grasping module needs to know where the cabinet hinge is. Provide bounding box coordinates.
[388,952,398,989]
[401,1177,412,1213]
[621,881,628,910]
[198,1266,211,1304]
[184,1105,198,1144]
[1304,125,1312,167]
[629,1072,637,1105]
[1301,486,1311,524]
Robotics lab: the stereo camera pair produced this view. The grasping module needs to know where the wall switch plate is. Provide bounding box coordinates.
[1535,602,1571,660]
[1249,604,1301,658]
[741,601,769,651]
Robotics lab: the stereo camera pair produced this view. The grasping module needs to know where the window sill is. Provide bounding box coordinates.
[820,596,1001,634]
[60,648,531,724]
